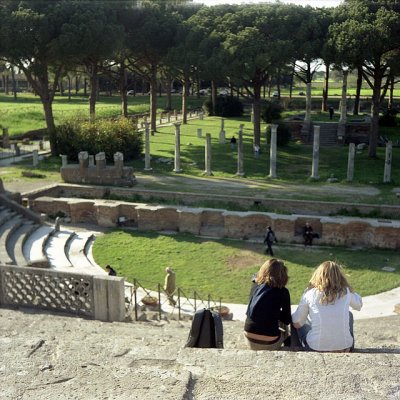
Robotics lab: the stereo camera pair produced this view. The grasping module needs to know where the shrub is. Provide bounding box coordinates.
[202,96,243,117]
[261,100,282,123]
[265,123,291,147]
[56,118,143,162]
[379,108,398,127]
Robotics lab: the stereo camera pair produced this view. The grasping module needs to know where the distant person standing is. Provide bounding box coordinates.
[164,267,176,306]
[253,144,260,158]
[302,222,314,246]
[263,226,278,256]
[230,136,237,150]
[106,265,117,276]
[328,106,334,120]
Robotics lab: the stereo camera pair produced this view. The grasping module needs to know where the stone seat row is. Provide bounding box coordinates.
[0,205,102,274]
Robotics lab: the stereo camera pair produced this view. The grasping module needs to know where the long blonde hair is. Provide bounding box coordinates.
[308,261,352,304]
[255,259,288,288]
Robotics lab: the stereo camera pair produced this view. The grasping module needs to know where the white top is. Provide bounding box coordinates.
[292,288,363,351]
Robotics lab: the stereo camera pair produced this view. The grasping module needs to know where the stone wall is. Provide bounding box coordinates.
[29,197,400,249]
[60,151,136,187]
[0,264,125,322]
[24,184,400,219]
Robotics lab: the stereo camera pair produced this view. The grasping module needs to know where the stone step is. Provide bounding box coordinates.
[23,225,54,264]
[66,232,105,274]
[7,221,37,266]
[44,230,74,270]
[0,309,398,400]
[0,209,17,227]
[0,216,23,264]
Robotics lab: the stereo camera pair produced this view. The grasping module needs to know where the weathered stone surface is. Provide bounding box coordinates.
[0,309,398,400]
[29,197,400,249]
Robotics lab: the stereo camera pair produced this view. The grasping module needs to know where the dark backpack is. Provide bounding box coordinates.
[185,308,224,348]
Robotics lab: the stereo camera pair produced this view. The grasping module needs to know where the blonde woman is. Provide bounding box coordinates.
[244,259,291,350]
[292,261,363,352]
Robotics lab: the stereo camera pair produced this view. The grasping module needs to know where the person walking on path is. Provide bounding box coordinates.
[264,226,278,256]
[292,261,363,352]
[164,267,176,306]
[230,136,237,150]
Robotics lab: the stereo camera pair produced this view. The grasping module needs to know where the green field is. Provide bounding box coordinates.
[92,230,400,304]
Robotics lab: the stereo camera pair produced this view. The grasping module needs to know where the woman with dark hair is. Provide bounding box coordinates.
[244,259,292,350]
[292,261,363,352]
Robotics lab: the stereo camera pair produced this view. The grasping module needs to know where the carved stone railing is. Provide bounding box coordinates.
[0,265,125,322]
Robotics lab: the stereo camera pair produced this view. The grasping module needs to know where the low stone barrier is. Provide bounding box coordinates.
[0,264,125,322]
[29,197,400,249]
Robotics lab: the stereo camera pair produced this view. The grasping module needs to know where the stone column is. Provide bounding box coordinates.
[2,128,10,149]
[173,122,183,173]
[219,118,225,144]
[199,112,204,120]
[167,111,171,123]
[14,144,20,156]
[383,141,393,183]
[144,122,152,171]
[239,124,244,134]
[251,104,254,123]
[311,125,320,180]
[174,110,178,121]
[197,128,202,138]
[114,152,124,172]
[39,140,44,150]
[338,69,348,141]
[78,151,89,172]
[204,133,213,176]
[305,82,312,123]
[89,155,95,167]
[96,152,106,173]
[32,150,39,167]
[60,154,68,167]
[269,124,278,179]
[236,130,245,176]
[347,143,355,182]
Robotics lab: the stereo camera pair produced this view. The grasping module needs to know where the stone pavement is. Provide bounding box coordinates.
[0,307,398,400]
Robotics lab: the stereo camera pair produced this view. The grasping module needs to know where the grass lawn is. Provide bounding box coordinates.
[92,230,400,305]
[0,93,205,136]
[127,116,400,203]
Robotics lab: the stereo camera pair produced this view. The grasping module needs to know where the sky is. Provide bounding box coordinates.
[192,0,342,7]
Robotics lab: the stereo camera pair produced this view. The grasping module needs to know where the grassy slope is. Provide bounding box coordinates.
[92,230,400,304]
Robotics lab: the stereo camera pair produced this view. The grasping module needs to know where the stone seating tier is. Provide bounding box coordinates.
[0,308,398,400]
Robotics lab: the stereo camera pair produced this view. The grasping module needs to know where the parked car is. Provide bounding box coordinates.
[272,91,279,97]
[218,88,230,96]
[199,88,210,95]
[127,90,135,96]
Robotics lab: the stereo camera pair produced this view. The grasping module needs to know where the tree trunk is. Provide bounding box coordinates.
[67,75,71,101]
[42,99,57,155]
[11,68,17,99]
[182,72,189,124]
[5,74,9,95]
[165,75,172,110]
[368,71,383,158]
[120,67,128,118]
[211,80,217,115]
[253,80,262,147]
[60,78,64,96]
[149,64,157,133]
[289,71,294,99]
[388,75,394,110]
[353,65,363,115]
[322,63,330,112]
[89,62,98,122]
[84,78,87,96]
[75,75,80,95]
